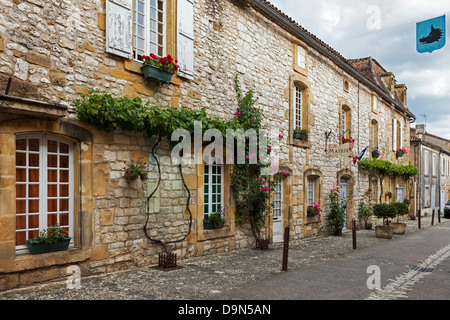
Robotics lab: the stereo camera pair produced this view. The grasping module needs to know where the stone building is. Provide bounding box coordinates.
[0,0,415,290]
[410,124,450,216]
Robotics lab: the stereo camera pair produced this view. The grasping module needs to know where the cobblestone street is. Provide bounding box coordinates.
[0,216,442,300]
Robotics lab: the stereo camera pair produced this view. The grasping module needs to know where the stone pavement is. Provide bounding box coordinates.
[0,216,443,300]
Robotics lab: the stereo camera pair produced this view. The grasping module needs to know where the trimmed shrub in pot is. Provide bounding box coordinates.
[373,203,397,239]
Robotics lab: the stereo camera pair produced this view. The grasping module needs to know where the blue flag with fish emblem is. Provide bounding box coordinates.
[417,15,446,53]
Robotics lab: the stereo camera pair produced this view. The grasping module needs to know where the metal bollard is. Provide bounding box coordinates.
[282,227,290,272]
[418,209,421,230]
[432,209,435,226]
[352,219,357,250]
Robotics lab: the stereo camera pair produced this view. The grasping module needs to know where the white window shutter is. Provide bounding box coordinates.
[392,119,397,151]
[400,120,404,149]
[177,0,194,80]
[106,0,133,59]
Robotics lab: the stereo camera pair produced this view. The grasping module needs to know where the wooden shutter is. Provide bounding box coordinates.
[399,120,404,149]
[392,119,397,151]
[106,0,133,59]
[177,0,194,79]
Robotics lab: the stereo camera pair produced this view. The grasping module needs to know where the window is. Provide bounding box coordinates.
[340,105,351,138]
[132,0,166,61]
[433,154,437,176]
[293,85,303,130]
[371,93,378,112]
[370,119,379,153]
[273,180,283,221]
[297,45,306,69]
[424,151,429,176]
[15,135,74,252]
[396,187,403,203]
[307,177,315,206]
[203,161,224,218]
[425,186,430,207]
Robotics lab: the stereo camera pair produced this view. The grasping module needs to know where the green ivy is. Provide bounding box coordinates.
[358,158,418,177]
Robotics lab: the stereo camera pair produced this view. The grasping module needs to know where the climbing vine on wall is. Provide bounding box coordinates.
[75,76,279,252]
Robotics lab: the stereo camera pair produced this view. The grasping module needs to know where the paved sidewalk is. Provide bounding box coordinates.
[0,216,444,300]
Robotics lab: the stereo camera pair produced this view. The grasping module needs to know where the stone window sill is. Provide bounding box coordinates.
[305,215,321,225]
[202,227,233,240]
[291,138,311,149]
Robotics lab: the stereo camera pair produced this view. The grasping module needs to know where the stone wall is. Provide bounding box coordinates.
[0,0,412,290]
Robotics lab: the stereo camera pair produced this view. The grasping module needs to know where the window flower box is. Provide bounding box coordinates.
[27,238,71,255]
[141,53,179,84]
[141,65,173,84]
[26,225,71,255]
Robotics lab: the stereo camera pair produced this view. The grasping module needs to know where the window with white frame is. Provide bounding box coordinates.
[293,84,303,130]
[396,187,403,203]
[132,0,166,61]
[307,177,315,206]
[203,161,224,219]
[424,150,429,175]
[15,135,74,252]
[273,180,283,221]
[432,154,437,176]
[297,45,306,69]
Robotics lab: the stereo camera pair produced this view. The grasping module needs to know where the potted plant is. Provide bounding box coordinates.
[358,189,375,229]
[203,207,226,230]
[293,128,308,141]
[396,147,408,159]
[307,202,321,218]
[122,159,150,183]
[371,147,380,159]
[26,225,71,255]
[373,203,397,239]
[141,53,179,83]
[327,186,347,235]
[341,136,355,145]
[391,202,409,235]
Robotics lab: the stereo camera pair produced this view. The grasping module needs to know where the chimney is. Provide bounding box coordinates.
[395,84,407,107]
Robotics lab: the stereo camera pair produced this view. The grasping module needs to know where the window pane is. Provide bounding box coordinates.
[48,184,58,197]
[60,184,69,197]
[16,168,26,182]
[29,200,39,213]
[29,153,39,167]
[47,214,58,226]
[29,169,39,182]
[60,155,69,168]
[16,153,26,166]
[29,139,39,151]
[28,230,39,240]
[16,200,26,214]
[16,184,26,198]
[60,213,69,226]
[48,170,58,182]
[28,214,39,229]
[48,140,58,153]
[16,231,26,246]
[16,215,26,230]
[16,139,27,151]
[60,199,69,212]
[48,154,58,168]
[48,199,58,212]
[60,170,69,182]
[28,184,39,198]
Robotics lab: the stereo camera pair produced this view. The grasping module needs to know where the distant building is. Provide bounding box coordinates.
[410,125,450,216]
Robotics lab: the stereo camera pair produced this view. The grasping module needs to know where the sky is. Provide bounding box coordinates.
[268,0,450,139]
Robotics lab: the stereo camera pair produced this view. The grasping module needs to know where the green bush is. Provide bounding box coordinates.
[373,203,398,225]
[392,202,409,217]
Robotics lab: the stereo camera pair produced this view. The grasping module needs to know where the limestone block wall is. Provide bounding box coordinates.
[0,0,413,290]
